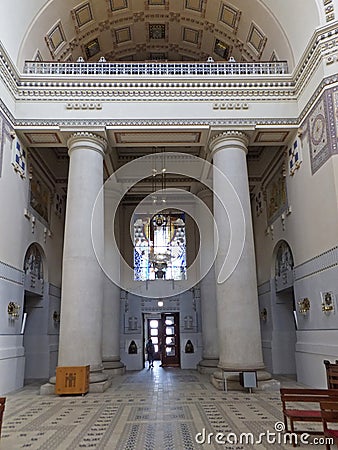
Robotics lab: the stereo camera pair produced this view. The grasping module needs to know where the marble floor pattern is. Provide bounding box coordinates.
[0,364,329,450]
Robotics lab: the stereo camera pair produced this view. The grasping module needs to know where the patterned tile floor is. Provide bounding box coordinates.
[0,364,329,450]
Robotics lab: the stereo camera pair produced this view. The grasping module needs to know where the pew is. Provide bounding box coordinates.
[280,388,338,446]
[0,397,6,438]
[324,360,338,389]
[320,401,338,450]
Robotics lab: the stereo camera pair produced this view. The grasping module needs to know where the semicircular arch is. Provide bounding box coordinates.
[0,0,323,69]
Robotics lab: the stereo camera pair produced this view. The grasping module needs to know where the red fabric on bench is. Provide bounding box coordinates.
[285,409,321,418]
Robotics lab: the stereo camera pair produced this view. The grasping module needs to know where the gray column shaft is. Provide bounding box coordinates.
[210,132,264,371]
[58,133,107,377]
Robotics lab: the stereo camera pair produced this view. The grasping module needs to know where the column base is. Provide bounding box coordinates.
[197,359,219,374]
[103,359,126,376]
[210,369,280,392]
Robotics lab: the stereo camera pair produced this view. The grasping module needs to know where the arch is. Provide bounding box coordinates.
[0,0,324,68]
[23,242,48,282]
[271,239,294,279]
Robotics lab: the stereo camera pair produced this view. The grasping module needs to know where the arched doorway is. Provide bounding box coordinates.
[22,244,50,382]
[272,240,297,375]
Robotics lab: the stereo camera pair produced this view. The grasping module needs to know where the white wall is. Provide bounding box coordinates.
[0,110,64,394]
[254,88,338,386]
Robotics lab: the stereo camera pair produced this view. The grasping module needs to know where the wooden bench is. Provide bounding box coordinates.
[280,388,338,446]
[0,397,6,438]
[324,360,338,389]
[320,401,338,450]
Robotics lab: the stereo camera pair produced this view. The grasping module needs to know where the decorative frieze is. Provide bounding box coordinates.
[294,246,338,281]
[66,102,102,110]
[213,102,248,110]
[308,87,338,174]
[14,117,299,128]
[323,0,335,22]
[18,86,295,102]
[28,165,52,226]
[265,164,288,225]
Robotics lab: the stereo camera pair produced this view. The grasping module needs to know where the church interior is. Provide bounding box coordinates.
[1,0,338,447]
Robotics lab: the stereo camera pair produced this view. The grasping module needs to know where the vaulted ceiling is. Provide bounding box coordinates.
[17,0,301,68]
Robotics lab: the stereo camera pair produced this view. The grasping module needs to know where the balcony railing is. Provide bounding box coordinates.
[23,61,289,77]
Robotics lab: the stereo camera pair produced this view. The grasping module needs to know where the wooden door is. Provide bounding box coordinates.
[147,318,161,361]
[160,313,180,367]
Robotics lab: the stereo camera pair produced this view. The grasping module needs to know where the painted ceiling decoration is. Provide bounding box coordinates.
[38,0,293,64]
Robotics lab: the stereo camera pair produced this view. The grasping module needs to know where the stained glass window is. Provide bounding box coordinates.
[134,213,186,281]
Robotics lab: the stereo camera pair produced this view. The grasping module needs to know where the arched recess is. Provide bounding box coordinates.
[23,243,47,281]
[270,239,297,375]
[274,239,294,282]
[22,243,51,381]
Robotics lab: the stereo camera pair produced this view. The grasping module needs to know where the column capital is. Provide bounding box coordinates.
[209,131,249,157]
[67,132,107,157]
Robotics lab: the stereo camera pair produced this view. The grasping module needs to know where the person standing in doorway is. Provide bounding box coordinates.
[146,337,155,368]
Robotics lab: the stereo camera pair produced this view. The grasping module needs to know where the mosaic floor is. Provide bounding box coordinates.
[0,364,329,450]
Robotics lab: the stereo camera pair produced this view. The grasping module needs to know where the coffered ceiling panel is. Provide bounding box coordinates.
[110,0,129,12]
[252,130,290,145]
[185,0,204,13]
[114,131,201,146]
[24,132,62,145]
[72,2,94,31]
[219,3,241,33]
[115,26,132,43]
[182,27,200,45]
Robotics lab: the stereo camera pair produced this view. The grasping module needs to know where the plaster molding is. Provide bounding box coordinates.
[67,131,107,157]
[15,117,299,128]
[208,130,249,157]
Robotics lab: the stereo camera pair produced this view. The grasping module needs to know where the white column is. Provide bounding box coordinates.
[58,132,107,383]
[102,188,125,374]
[102,278,125,373]
[209,131,264,371]
[197,188,219,373]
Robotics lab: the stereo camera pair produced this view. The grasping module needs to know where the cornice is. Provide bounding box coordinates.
[14,117,299,128]
[0,42,20,99]
[0,98,15,127]
[16,87,296,102]
[292,22,338,96]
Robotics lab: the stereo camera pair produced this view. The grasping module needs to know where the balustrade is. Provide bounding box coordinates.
[23,61,288,77]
